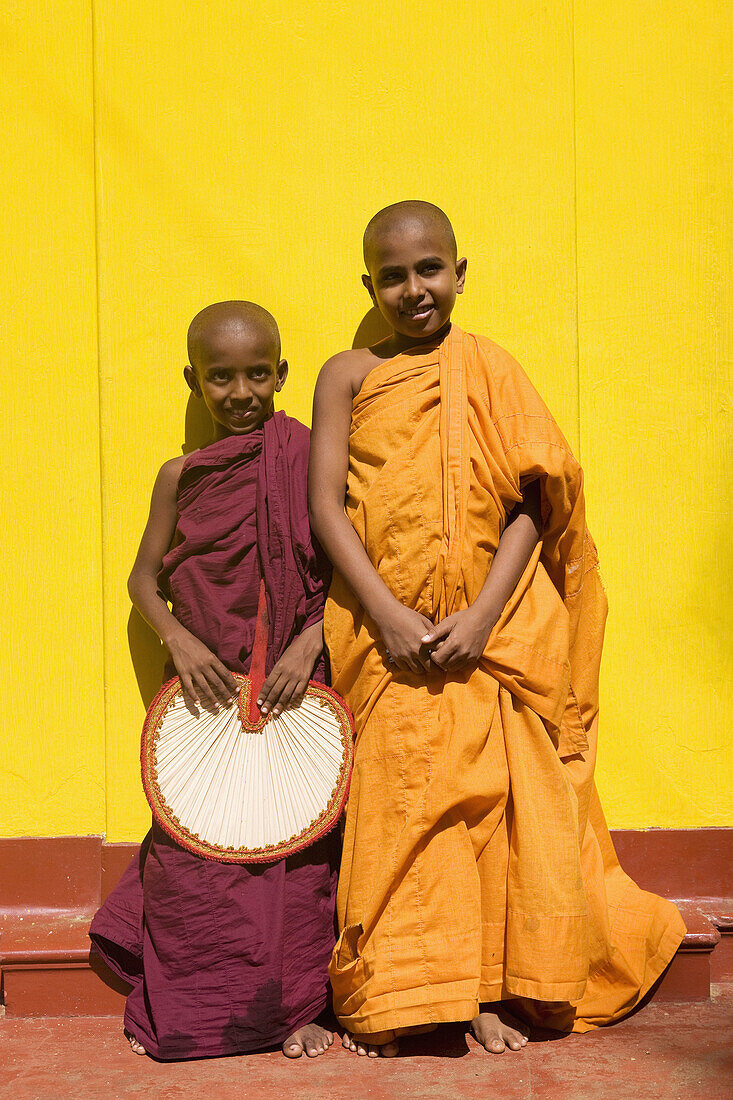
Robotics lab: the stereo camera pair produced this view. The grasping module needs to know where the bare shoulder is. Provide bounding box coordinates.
[317,346,383,400]
[153,454,188,497]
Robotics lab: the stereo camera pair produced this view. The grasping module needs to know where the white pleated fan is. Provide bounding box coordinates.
[141,584,354,862]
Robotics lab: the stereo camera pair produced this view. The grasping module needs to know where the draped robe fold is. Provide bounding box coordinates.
[90,412,338,1060]
[326,326,685,1036]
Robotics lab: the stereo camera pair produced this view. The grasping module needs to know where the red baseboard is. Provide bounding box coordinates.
[1,830,731,1016]
[610,828,732,899]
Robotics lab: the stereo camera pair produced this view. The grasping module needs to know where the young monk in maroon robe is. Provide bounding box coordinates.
[90,301,338,1061]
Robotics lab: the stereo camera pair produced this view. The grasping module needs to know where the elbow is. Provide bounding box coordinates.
[308,499,325,544]
[127,568,140,604]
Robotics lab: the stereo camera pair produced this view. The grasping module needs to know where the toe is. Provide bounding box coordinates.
[381,1040,400,1058]
[125,1030,147,1056]
[282,1039,303,1059]
[490,1037,506,1053]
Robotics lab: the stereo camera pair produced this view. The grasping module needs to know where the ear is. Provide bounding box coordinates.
[362,273,377,306]
[455,257,467,294]
[274,359,288,392]
[184,364,202,396]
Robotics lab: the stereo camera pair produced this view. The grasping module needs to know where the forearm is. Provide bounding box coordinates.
[298,618,324,656]
[472,483,542,628]
[309,502,399,625]
[128,570,188,648]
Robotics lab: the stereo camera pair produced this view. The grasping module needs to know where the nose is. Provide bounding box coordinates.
[404,272,424,301]
[230,375,252,403]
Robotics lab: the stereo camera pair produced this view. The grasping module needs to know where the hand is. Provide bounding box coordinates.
[257,622,323,718]
[167,627,239,713]
[376,602,436,674]
[421,606,496,672]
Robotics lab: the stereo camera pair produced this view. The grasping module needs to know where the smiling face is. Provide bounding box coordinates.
[185,319,287,439]
[363,215,466,348]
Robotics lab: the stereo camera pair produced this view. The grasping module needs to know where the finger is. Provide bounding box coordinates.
[179,675,200,715]
[194,673,221,712]
[421,619,454,646]
[430,641,456,669]
[406,654,426,675]
[258,670,287,714]
[257,667,282,705]
[442,646,473,671]
[449,653,475,671]
[204,666,236,707]
[283,680,309,712]
[271,679,298,717]
[211,658,238,699]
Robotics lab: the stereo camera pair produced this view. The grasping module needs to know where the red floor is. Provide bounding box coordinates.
[2,988,732,1100]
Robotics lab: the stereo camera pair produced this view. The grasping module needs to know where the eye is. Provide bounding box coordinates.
[209,371,230,383]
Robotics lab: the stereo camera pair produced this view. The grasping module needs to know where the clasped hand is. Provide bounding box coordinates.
[379,603,494,674]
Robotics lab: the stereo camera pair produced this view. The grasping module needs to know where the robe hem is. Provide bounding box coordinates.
[89,927,141,988]
[504,975,587,1002]
[336,996,480,1036]
[123,993,330,1061]
[569,917,686,1033]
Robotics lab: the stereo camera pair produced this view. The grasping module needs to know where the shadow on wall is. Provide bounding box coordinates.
[183,392,215,454]
[128,609,168,709]
[353,307,390,349]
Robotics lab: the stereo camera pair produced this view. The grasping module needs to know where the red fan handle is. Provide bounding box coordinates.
[247,579,269,724]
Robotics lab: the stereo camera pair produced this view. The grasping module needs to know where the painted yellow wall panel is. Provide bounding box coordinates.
[93,0,578,839]
[3,1,728,839]
[0,2,106,834]
[574,3,732,825]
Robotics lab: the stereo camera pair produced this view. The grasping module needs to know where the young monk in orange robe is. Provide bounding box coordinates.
[308,201,686,1057]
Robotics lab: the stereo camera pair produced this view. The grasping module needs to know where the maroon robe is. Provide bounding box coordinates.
[90,412,338,1060]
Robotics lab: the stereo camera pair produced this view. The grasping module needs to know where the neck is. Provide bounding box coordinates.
[387,318,452,356]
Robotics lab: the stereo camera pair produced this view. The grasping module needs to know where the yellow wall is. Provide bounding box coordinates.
[0,1,106,835]
[1,1,730,839]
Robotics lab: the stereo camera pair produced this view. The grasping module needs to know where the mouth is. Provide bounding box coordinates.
[400,304,434,321]
[227,409,254,422]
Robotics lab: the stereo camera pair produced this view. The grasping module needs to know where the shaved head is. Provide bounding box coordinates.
[187,300,281,368]
[363,201,457,270]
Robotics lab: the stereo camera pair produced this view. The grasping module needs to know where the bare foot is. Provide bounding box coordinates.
[341,1030,400,1058]
[471,1006,529,1053]
[282,1022,334,1058]
[124,1028,147,1056]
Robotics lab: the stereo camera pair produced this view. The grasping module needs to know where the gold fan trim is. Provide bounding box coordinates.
[141,672,354,863]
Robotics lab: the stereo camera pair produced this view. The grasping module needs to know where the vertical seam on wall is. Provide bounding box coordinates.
[569,0,581,464]
[90,0,109,838]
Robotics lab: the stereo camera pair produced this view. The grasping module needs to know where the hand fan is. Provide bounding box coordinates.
[141,582,354,863]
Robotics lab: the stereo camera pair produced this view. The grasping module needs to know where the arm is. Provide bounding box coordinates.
[423,479,542,670]
[308,356,433,673]
[128,458,238,711]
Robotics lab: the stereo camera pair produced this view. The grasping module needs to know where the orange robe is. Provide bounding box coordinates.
[325,325,685,1036]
